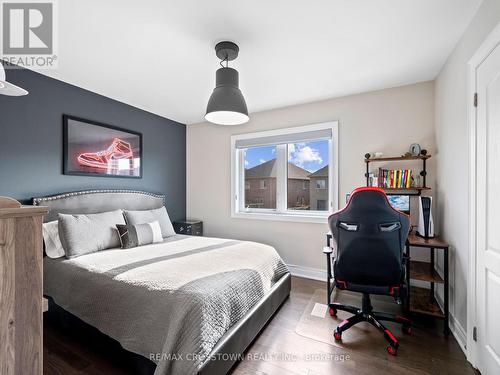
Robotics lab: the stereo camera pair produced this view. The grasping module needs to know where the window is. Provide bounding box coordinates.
[316,179,326,189]
[231,122,338,223]
[243,145,276,209]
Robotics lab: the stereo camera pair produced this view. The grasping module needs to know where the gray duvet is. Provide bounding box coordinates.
[44,235,289,375]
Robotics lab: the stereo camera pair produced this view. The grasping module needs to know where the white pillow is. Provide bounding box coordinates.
[123,206,176,238]
[42,221,65,259]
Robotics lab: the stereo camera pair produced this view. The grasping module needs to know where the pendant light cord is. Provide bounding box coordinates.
[219,55,229,68]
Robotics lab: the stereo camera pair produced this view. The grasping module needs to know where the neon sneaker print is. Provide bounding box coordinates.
[77,138,134,170]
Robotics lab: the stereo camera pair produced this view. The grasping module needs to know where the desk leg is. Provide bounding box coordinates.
[405,243,411,311]
[444,246,450,335]
[430,248,435,297]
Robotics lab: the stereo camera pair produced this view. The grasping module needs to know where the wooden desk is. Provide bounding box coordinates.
[406,232,449,335]
[325,231,450,335]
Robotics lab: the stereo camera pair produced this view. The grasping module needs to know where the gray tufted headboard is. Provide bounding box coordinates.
[33,189,165,222]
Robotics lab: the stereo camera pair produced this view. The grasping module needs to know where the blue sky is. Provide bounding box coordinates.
[244,140,329,173]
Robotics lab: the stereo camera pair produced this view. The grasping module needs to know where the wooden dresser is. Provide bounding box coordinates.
[0,197,48,375]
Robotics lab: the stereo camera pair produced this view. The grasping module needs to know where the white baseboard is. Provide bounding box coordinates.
[286,266,437,287]
[435,292,467,355]
[286,264,325,282]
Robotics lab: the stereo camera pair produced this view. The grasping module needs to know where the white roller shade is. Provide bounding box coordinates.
[235,128,332,149]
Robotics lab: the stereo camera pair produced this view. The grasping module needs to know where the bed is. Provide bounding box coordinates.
[34,190,291,375]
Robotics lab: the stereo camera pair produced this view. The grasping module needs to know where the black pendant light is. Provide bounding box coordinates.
[205,41,249,125]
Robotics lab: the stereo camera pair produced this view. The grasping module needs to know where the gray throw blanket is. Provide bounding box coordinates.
[44,235,289,374]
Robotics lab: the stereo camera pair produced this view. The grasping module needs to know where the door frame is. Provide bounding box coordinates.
[467,21,500,369]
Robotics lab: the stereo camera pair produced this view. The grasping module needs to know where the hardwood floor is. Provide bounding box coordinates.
[44,277,475,375]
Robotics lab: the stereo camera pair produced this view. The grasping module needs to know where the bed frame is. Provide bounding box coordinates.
[34,189,291,375]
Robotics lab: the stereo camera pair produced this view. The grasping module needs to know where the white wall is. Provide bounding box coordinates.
[435,0,500,335]
[187,81,435,276]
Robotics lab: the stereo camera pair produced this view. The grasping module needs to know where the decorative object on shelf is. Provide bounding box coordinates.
[409,143,421,156]
[416,175,422,188]
[0,61,28,96]
[63,115,142,178]
[420,149,428,156]
[205,41,249,126]
[366,152,383,159]
[173,219,203,236]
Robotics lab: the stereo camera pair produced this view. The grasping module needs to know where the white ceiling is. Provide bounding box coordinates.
[40,0,481,124]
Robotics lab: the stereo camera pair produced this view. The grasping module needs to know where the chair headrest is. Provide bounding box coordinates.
[336,187,409,218]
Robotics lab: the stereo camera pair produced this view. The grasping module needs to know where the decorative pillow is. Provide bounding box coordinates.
[58,210,126,259]
[42,221,65,259]
[116,221,163,249]
[123,206,176,238]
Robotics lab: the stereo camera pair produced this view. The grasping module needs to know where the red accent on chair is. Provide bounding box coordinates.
[336,280,348,289]
[339,320,349,328]
[389,286,400,296]
[396,315,411,323]
[384,329,398,344]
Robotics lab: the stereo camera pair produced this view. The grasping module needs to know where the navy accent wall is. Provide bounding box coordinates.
[0,67,186,221]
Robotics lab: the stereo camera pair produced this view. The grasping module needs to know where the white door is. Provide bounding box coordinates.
[476,40,500,375]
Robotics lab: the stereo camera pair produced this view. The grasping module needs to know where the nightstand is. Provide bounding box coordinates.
[173,219,203,236]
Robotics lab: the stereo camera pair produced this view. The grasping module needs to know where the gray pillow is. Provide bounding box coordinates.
[116,220,163,249]
[58,210,126,259]
[123,206,176,238]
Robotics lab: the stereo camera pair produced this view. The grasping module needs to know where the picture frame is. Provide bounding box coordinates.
[63,115,143,178]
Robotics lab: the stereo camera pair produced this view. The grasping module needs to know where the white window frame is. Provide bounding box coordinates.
[230,121,339,224]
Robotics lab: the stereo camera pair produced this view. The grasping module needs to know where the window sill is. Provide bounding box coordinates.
[231,211,330,224]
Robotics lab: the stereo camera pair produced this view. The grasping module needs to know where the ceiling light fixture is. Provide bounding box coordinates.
[205,41,248,125]
[0,62,28,96]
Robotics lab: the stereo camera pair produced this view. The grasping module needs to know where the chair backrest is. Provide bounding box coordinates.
[328,187,410,286]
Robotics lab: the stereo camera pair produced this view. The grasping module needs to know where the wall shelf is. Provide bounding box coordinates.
[364,153,431,196]
[364,155,431,163]
[410,260,444,284]
[409,286,445,318]
[383,187,431,192]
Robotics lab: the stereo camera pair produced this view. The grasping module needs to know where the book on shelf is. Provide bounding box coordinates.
[376,168,413,189]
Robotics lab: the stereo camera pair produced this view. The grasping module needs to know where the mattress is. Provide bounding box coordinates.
[44,235,289,375]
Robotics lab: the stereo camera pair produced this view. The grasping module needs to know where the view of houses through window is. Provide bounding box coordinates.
[243,140,329,211]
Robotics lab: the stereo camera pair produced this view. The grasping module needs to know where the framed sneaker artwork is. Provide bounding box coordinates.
[63,115,142,178]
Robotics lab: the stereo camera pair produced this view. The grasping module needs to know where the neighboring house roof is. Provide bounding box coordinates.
[245,159,310,180]
[308,165,328,178]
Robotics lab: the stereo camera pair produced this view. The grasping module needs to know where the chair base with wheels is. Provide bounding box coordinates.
[328,291,411,356]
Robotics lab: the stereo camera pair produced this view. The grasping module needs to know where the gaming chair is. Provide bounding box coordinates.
[324,187,411,355]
